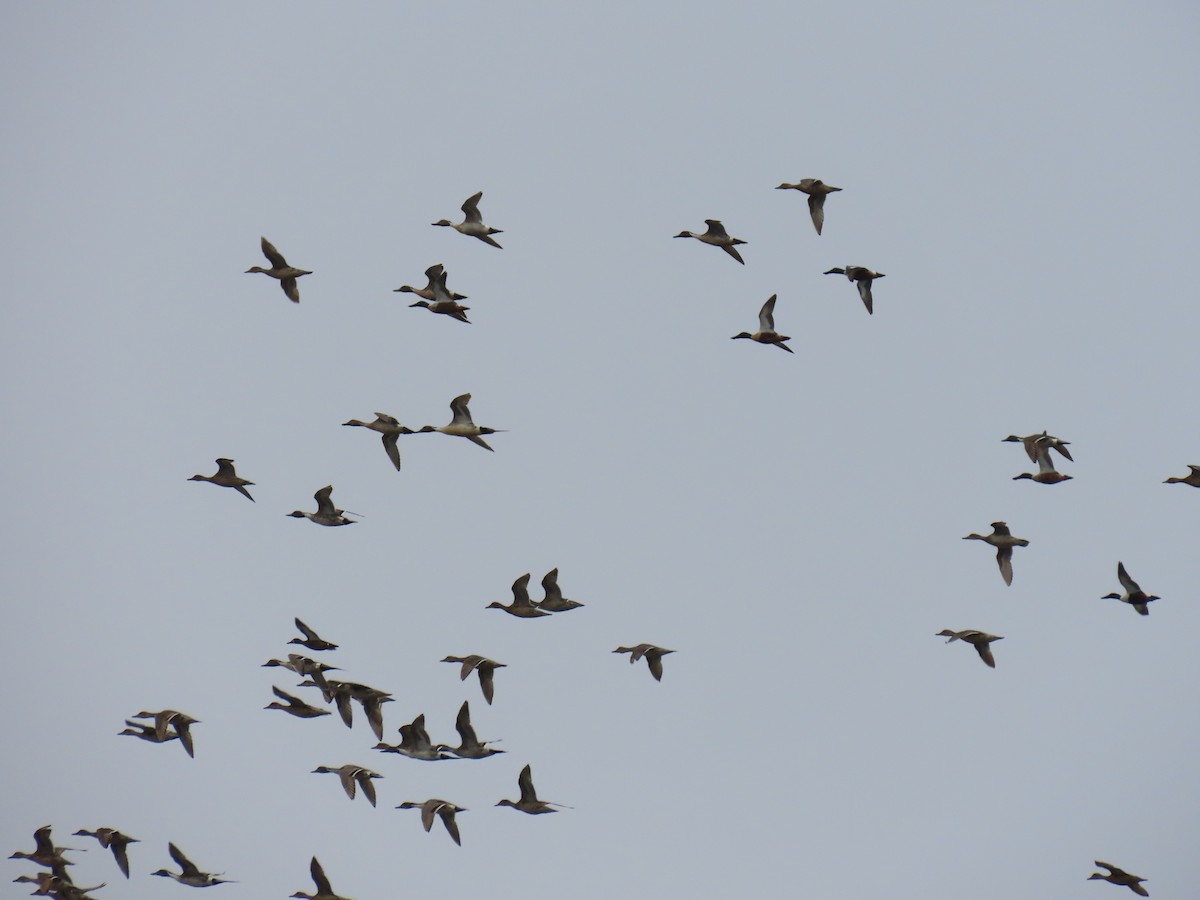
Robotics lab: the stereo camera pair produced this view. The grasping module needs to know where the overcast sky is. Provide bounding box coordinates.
[3,2,1198,898]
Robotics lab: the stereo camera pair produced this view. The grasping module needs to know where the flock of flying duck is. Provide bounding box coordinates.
[16,185,1192,898]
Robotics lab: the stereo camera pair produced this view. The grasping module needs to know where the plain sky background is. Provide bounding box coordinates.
[3,2,1197,898]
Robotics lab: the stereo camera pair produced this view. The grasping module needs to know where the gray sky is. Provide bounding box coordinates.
[3,2,1197,898]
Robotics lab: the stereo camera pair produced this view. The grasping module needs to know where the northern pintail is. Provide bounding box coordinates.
[823,266,884,314]
[496,764,567,814]
[432,191,503,248]
[262,653,339,693]
[1164,464,1200,487]
[396,799,467,846]
[394,263,468,302]
[342,413,413,472]
[289,617,338,651]
[1003,431,1073,464]
[775,178,842,235]
[287,485,359,526]
[1102,562,1160,616]
[303,679,392,739]
[374,713,456,760]
[19,872,106,900]
[73,828,138,879]
[487,573,551,618]
[1013,440,1073,484]
[674,219,747,264]
[613,643,675,681]
[265,685,332,719]
[245,237,311,303]
[311,765,383,806]
[188,458,255,502]
[1088,861,1149,896]
[119,718,180,745]
[538,568,585,612]
[417,393,504,451]
[290,857,351,900]
[151,843,234,887]
[405,265,471,323]
[936,629,1004,668]
[440,700,505,759]
[962,521,1028,586]
[130,709,199,758]
[441,655,506,705]
[9,826,80,875]
[731,294,793,353]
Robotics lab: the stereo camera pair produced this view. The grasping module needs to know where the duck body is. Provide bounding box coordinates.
[936,629,1004,668]
[394,263,468,302]
[538,568,585,611]
[245,236,311,303]
[441,655,506,704]
[373,713,455,761]
[432,191,503,248]
[417,393,503,451]
[440,700,505,759]
[823,266,884,314]
[288,485,358,526]
[674,219,747,264]
[288,617,338,651]
[405,265,471,322]
[1088,861,1149,896]
[188,458,255,501]
[962,521,1029,586]
[496,763,564,814]
[311,765,382,805]
[731,294,793,353]
[151,842,234,887]
[290,856,351,900]
[775,178,842,234]
[342,414,413,471]
[1003,431,1073,463]
[1164,464,1200,487]
[396,799,467,845]
[265,685,331,719]
[613,643,675,681]
[1101,561,1160,616]
[487,573,551,617]
[73,828,139,878]
[130,709,199,757]
[1013,439,1073,484]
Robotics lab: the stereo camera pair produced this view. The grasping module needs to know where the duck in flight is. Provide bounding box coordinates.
[496,764,568,814]
[290,856,352,900]
[775,178,842,234]
[613,643,675,681]
[674,219,747,264]
[1102,562,1160,616]
[731,294,793,353]
[936,629,1004,668]
[287,486,359,526]
[188,458,255,502]
[418,393,504,451]
[962,521,1028,586]
[396,799,467,846]
[343,413,414,471]
[404,265,471,323]
[432,191,503,248]
[151,842,234,887]
[245,236,311,303]
[487,573,551,618]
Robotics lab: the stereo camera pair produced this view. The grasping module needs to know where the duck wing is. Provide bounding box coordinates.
[758,295,778,332]
[260,237,288,268]
[460,192,484,224]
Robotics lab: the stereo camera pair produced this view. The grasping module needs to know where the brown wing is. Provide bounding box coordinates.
[260,237,288,268]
